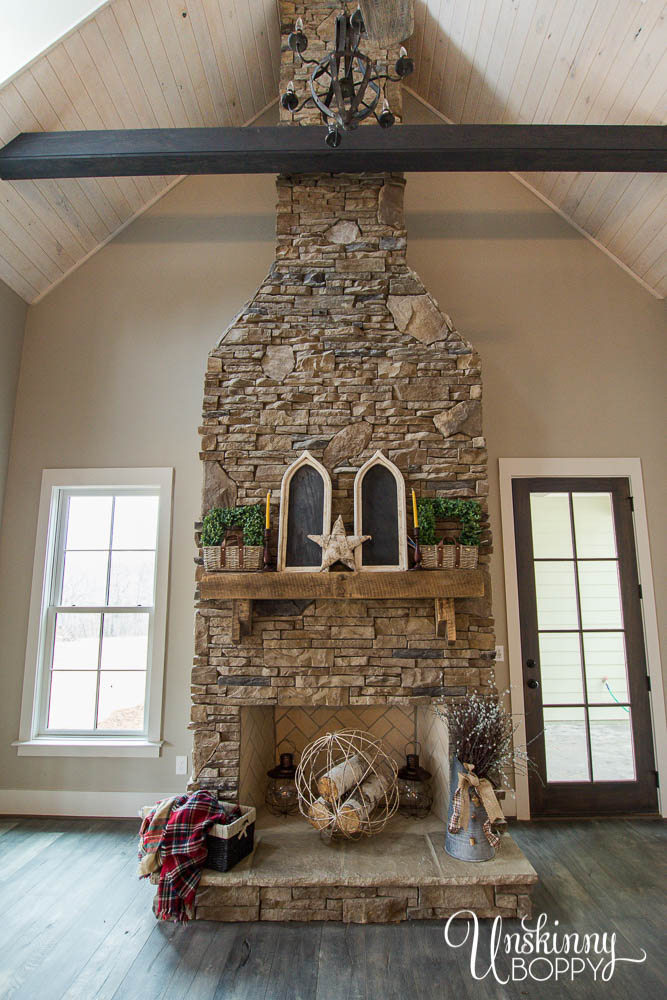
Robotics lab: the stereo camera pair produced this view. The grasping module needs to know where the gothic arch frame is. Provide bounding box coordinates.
[353,450,408,571]
[277,451,332,573]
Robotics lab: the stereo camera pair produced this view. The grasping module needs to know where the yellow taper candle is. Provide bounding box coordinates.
[265,490,271,530]
[411,489,418,528]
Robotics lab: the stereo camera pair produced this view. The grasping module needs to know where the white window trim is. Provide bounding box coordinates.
[499,458,667,819]
[15,468,173,758]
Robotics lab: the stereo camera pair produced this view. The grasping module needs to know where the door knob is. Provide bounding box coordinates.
[526,678,539,690]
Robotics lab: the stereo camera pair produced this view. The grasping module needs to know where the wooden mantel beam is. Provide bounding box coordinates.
[0,125,664,179]
[199,569,485,602]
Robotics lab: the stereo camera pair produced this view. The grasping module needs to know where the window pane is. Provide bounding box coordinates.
[47,671,97,729]
[534,562,579,629]
[539,632,583,704]
[543,707,590,782]
[530,493,573,558]
[108,551,155,606]
[61,550,109,606]
[97,672,146,730]
[53,613,100,670]
[572,493,617,558]
[65,496,112,550]
[101,614,149,670]
[112,495,159,550]
[583,632,629,704]
[589,707,635,781]
[578,561,623,629]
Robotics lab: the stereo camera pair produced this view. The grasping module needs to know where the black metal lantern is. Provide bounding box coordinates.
[397,742,433,818]
[280,7,414,145]
[265,752,299,816]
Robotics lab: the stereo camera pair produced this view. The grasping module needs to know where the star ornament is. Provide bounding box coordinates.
[308,515,371,572]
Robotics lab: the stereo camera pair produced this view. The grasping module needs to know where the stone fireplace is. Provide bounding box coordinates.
[187,1,536,922]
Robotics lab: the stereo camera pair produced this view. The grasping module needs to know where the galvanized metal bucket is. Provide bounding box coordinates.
[445,757,495,862]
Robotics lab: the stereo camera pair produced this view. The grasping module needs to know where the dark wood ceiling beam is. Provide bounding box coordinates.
[0,125,664,179]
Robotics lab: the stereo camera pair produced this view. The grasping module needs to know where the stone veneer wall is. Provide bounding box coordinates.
[189,0,496,797]
[190,169,496,795]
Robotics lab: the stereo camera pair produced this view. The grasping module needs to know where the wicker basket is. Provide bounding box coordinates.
[421,542,478,570]
[205,803,256,872]
[203,531,263,572]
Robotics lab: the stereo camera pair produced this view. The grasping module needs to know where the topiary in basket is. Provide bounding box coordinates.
[417,498,482,569]
[201,504,264,571]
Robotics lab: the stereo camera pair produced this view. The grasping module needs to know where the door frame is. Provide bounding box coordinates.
[499,458,667,819]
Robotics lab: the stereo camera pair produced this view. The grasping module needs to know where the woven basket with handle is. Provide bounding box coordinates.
[421,541,478,570]
[203,530,263,572]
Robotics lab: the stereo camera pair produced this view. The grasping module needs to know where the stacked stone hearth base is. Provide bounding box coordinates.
[189,814,536,924]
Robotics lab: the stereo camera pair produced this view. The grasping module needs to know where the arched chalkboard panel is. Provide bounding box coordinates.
[286,465,325,568]
[278,451,332,572]
[354,451,407,571]
[361,465,399,566]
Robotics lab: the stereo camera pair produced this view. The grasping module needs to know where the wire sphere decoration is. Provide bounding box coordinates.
[295,729,399,840]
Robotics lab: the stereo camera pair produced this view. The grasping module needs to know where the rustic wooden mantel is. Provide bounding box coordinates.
[200,570,485,641]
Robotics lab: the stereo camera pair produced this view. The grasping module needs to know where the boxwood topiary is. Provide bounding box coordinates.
[416,497,482,548]
[201,504,264,548]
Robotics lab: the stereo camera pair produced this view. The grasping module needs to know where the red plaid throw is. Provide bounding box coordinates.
[138,794,188,876]
[154,791,239,922]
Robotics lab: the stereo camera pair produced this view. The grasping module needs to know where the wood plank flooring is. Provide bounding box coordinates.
[0,817,664,1000]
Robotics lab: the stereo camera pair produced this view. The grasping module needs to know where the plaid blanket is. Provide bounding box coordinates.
[137,794,188,877]
[153,791,239,922]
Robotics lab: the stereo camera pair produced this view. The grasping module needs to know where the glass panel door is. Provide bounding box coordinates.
[513,478,657,816]
[530,491,634,784]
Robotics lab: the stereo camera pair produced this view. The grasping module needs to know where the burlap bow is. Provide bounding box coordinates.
[448,762,504,848]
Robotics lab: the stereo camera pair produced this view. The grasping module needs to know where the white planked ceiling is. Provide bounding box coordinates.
[0,0,665,304]
[408,0,667,298]
[0,0,280,303]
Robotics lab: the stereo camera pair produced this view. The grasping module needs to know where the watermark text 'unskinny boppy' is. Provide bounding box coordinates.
[444,911,647,984]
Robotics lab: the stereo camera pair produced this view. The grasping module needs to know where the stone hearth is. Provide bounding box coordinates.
[193,814,536,923]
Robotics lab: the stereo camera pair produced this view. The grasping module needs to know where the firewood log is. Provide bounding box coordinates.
[338,773,389,834]
[307,797,335,831]
[317,754,366,802]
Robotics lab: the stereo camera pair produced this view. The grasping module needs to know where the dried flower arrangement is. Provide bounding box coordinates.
[435,691,534,790]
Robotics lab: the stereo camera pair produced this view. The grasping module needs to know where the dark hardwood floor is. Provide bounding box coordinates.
[0,816,665,1000]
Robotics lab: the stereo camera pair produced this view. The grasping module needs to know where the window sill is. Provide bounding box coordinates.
[13,739,164,758]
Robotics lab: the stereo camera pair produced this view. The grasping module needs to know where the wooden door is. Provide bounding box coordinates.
[512,477,658,816]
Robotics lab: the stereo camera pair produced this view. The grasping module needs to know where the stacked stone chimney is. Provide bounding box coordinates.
[190,1,496,800]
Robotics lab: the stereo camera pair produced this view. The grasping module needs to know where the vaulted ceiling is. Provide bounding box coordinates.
[0,0,664,304]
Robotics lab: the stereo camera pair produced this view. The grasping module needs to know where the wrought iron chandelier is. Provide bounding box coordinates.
[281,6,414,147]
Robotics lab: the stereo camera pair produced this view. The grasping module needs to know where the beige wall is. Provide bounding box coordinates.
[0,98,664,805]
[0,278,27,528]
